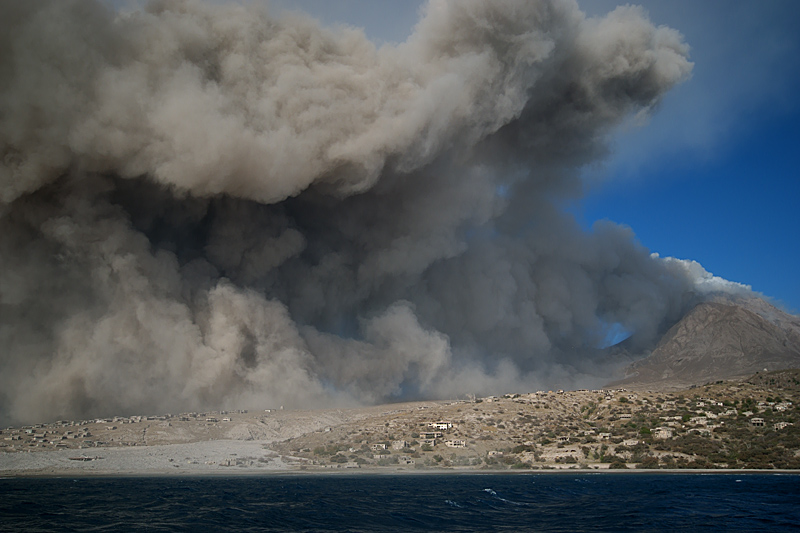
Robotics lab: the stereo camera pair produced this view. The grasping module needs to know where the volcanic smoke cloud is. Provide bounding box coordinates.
[0,0,751,424]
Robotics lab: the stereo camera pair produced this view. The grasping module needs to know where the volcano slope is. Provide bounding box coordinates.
[610,298,800,390]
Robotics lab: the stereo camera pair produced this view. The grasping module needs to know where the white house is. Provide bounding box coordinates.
[653,428,673,439]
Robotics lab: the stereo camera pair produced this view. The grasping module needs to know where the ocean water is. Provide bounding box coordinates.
[1,473,799,532]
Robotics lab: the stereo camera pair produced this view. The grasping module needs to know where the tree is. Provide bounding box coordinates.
[609,457,628,469]
[636,456,659,469]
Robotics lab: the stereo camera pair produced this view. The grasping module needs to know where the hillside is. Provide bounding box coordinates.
[609,299,800,390]
[3,370,800,474]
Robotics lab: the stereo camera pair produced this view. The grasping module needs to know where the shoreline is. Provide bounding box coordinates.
[4,469,799,479]
[0,441,800,480]
[4,432,799,479]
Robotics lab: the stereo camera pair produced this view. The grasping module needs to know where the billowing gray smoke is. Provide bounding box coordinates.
[0,0,750,424]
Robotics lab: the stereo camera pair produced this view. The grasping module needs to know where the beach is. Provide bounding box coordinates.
[0,440,290,477]
[5,441,799,478]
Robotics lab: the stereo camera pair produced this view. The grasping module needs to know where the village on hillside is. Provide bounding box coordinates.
[273,370,800,470]
[2,370,800,472]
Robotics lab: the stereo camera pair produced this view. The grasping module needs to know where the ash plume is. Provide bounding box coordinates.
[0,0,747,424]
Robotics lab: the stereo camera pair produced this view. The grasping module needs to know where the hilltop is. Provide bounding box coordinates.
[2,369,800,475]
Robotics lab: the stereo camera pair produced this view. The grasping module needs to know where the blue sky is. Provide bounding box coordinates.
[266,0,800,313]
[108,0,800,313]
[576,0,800,313]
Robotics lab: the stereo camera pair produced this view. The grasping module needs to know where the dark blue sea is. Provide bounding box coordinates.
[1,473,799,532]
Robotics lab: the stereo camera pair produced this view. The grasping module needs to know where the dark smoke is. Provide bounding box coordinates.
[0,0,750,425]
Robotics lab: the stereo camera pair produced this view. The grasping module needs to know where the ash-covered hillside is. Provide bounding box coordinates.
[610,298,800,389]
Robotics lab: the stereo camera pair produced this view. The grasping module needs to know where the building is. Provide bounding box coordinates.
[653,428,673,439]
